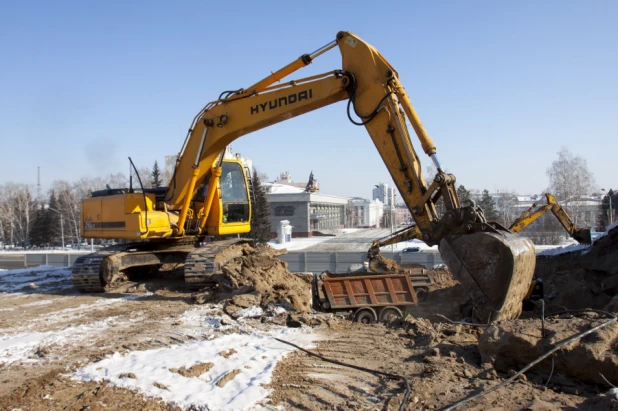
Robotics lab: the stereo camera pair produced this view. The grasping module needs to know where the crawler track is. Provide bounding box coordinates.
[184,239,253,288]
[71,238,252,293]
[71,247,122,293]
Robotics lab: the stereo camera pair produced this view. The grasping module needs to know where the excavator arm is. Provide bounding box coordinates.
[82,31,536,321]
[168,32,488,244]
[510,193,592,244]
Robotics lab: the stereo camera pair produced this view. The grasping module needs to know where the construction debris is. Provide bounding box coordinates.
[193,244,312,314]
[479,315,618,386]
[535,225,618,311]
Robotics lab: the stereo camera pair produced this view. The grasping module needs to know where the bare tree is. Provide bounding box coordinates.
[51,180,82,246]
[495,190,518,228]
[135,166,153,189]
[0,183,35,247]
[547,147,596,225]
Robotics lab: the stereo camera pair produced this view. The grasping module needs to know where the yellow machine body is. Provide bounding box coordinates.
[81,159,251,239]
[76,31,537,321]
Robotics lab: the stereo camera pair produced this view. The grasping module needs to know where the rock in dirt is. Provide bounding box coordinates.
[399,315,440,346]
[479,316,618,386]
[210,244,312,313]
[232,292,261,308]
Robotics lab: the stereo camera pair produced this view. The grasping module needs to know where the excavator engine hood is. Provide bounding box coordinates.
[439,231,536,322]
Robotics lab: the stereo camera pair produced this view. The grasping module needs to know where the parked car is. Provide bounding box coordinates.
[400,247,421,254]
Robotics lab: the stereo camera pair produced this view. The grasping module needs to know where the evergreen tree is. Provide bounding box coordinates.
[47,192,61,245]
[249,168,271,244]
[478,189,499,222]
[597,189,617,230]
[151,161,163,188]
[28,202,50,247]
[456,185,471,204]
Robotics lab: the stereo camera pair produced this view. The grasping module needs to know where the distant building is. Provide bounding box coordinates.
[264,183,347,237]
[274,171,319,192]
[394,206,412,225]
[348,197,384,228]
[372,182,395,207]
[223,146,253,171]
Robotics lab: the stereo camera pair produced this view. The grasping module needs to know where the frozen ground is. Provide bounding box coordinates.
[0,260,607,410]
[0,265,320,410]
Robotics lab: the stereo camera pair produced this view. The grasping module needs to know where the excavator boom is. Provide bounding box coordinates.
[510,193,592,244]
[77,31,536,320]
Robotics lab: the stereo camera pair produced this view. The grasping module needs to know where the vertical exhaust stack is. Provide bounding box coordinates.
[439,231,536,322]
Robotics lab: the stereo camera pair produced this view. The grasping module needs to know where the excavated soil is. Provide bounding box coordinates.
[268,315,616,410]
[479,315,618,386]
[2,236,618,410]
[535,225,618,312]
[195,243,313,314]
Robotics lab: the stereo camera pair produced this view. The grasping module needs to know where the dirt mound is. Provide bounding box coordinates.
[536,225,618,311]
[196,244,312,313]
[479,315,618,386]
[367,254,401,272]
[426,266,458,289]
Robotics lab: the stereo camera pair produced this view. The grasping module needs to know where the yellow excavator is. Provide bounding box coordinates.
[509,193,592,244]
[72,31,536,322]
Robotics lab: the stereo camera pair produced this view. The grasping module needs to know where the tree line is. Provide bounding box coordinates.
[0,160,274,249]
[432,147,608,244]
[0,161,166,248]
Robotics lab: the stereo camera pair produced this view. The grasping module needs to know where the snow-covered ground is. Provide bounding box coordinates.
[0,317,119,365]
[0,265,73,293]
[0,262,321,410]
[73,317,316,410]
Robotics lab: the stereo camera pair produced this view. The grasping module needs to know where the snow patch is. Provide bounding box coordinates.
[235,306,263,318]
[0,266,71,293]
[73,327,315,410]
[268,236,332,251]
[0,318,117,365]
[537,243,591,256]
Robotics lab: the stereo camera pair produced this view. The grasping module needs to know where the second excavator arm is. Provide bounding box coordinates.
[509,193,592,244]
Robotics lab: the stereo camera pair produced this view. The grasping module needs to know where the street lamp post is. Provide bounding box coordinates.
[601,189,613,226]
[47,207,65,250]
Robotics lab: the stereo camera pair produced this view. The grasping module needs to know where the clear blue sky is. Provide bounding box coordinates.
[1,0,616,199]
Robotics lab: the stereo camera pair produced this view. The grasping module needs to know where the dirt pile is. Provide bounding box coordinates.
[427,265,458,289]
[479,314,618,386]
[195,243,312,314]
[367,254,401,272]
[535,225,618,311]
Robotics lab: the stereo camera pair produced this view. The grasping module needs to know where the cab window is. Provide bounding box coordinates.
[220,162,249,223]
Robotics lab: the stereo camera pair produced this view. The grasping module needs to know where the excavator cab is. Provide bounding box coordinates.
[205,159,252,235]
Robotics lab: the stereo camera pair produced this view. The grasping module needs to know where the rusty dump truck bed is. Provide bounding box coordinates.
[322,273,418,310]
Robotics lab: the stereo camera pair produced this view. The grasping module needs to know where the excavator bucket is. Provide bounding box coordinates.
[572,227,592,245]
[439,231,536,322]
